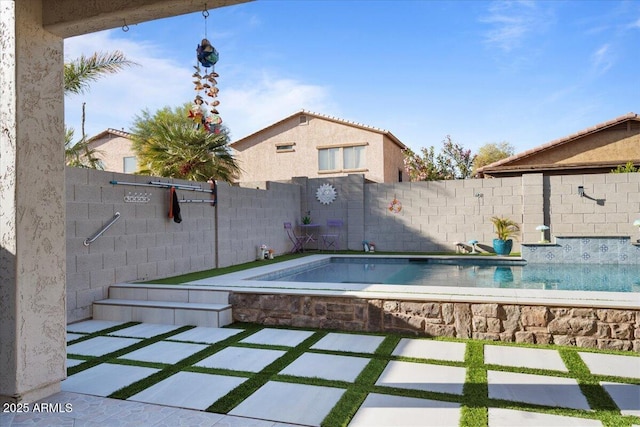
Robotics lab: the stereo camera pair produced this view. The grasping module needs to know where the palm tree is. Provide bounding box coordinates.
[64,128,104,170]
[132,111,240,182]
[64,51,135,96]
[64,51,136,168]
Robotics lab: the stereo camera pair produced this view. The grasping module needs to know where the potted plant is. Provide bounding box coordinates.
[490,216,520,255]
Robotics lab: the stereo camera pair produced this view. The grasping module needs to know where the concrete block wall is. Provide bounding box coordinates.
[65,168,640,323]
[294,174,365,251]
[216,181,300,267]
[547,173,640,237]
[65,168,299,322]
[362,177,525,252]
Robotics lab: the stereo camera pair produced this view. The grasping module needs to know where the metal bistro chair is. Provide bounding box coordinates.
[284,222,305,253]
[320,219,343,252]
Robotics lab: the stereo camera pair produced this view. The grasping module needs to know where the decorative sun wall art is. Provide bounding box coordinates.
[316,183,337,205]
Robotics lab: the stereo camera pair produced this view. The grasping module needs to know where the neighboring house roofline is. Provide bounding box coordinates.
[476,112,639,173]
[230,109,408,150]
[479,159,640,176]
[87,128,132,143]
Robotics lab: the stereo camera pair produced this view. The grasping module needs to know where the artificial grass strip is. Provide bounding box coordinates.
[140,252,312,284]
[321,337,397,426]
[460,341,488,427]
[322,389,368,427]
[107,327,258,400]
[66,321,139,344]
[559,349,640,427]
[64,321,640,427]
[206,330,327,413]
[66,324,194,376]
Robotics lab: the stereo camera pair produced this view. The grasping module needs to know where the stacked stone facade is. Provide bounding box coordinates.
[230,293,639,352]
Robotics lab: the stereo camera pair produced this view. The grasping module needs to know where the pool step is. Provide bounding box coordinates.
[92,284,232,327]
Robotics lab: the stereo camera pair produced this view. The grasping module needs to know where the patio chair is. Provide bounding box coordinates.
[320,219,343,252]
[284,222,305,253]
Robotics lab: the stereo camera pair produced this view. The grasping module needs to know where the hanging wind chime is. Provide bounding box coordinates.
[188,5,222,134]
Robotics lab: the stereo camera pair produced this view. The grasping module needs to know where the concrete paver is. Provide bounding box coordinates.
[229,381,345,426]
[128,371,246,410]
[279,352,370,382]
[484,345,568,372]
[8,322,640,427]
[376,360,466,395]
[348,393,461,426]
[579,352,640,379]
[195,346,286,372]
[392,338,466,362]
[487,370,591,410]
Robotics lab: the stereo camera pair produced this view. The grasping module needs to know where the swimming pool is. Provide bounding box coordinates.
[185,254,638,349]
[253,257,640,293]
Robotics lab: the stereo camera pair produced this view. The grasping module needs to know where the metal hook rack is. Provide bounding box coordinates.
[110,180,214,194]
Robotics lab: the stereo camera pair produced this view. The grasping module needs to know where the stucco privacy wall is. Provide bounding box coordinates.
[66,168,300,322]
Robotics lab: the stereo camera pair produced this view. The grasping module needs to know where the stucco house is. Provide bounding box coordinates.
[477,112,640,178]
[86,128,138,173]
[230,110,408,183]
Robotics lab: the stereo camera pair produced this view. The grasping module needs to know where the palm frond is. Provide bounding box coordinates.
[64,51,138,95]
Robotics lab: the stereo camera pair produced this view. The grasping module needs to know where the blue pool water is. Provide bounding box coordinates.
[257,258,640,293]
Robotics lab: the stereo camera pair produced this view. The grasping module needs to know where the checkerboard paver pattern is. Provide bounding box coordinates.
[12,320,637,427]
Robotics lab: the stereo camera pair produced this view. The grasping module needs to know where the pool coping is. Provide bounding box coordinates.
[145,255,640,310]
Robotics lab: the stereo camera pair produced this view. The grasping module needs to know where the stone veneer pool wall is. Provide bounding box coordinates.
[230,293,640,352]
[522,236,640,264]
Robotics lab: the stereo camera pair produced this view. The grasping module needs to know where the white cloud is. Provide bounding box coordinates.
[64,31,334,142]
[222,73,335,140]
[480,0,550,53]
[591,44,613,75]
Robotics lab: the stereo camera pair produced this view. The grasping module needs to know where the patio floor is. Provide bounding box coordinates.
[2,320,639,427]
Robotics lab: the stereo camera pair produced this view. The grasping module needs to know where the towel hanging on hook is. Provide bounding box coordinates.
[168,187,182,223]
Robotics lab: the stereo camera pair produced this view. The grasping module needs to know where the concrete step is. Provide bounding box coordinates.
[108,283,230,305]
[93,298,232,327]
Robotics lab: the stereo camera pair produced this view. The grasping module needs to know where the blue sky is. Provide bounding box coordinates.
[64,0,640,154]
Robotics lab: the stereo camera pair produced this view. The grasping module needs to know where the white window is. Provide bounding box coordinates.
[343,146,365,169]
[123,156,137,173]
[318,147,340,171]
[318,145,367,172]
[276,143,295,152]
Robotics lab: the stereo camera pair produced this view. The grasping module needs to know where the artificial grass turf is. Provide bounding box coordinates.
[66,322,640,427]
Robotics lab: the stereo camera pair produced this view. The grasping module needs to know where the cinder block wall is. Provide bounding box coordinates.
[66,168,640,323]
[65,168,299,322]
[547,173,640,236]
[360,177,525,252]
[216,181,301,267]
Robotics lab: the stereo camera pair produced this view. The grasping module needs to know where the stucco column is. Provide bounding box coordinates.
[0,0,66,403]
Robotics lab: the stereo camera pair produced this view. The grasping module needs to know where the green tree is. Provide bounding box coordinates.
[403,136,475,181]
[472,142,515,176]
[611,161,639,173]
[64,51,136,168]
[64,127,104,169]
[130,104,240,182]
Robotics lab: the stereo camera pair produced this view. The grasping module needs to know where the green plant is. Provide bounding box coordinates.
[302,211,311,224]
[490,216,520,240]
[611,161,639,173]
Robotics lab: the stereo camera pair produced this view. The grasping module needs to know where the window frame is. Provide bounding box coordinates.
[317,143,368,174]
